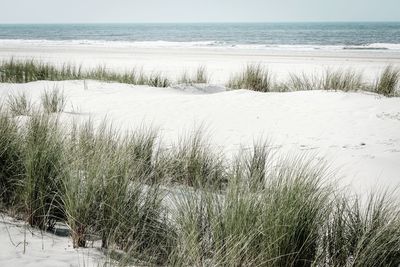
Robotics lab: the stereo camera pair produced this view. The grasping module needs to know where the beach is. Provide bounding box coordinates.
[1,40,400,191]
[1,40,400,84]
[1,23,400,266]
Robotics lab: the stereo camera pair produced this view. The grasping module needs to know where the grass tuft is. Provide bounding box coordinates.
[322,69,363,91]
[21,112,65,230]
[63,120,175,264]
[157,130,226,189]
[178,66,209,84]
[0,59,171,88]
[2,59,399,96]
[41,88,66,113]
[319,191,400,266]
[0,106,23,207]
[7,92,32,116]
[227,64,274,92]
[171,153,332,266]
[285,72,322,91]
[374,65,400,97]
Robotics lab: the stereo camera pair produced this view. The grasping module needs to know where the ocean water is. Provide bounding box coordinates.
[0,22,400,50]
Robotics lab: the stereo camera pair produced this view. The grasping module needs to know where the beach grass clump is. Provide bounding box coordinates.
[374,65,400,96]
[0,59,171,88]
[156,130,226,188]
[319,192,400,266]
[259,156,331,266]
[148,73,171,88]
[322,69,363,91]
[227,64,274,92]
[62,121,110,248]
[7,92,32,116]
[63,121,175,265]
[195,66,209,84]
[170,153,332,266]
[0,58,80,82]
[178,66,209,84]
[238,141,273,190]
[21,112,66,230]
[1,103,400,265]
[285,72,322,91]
[87,66,136,84]
[0,107,24,207]
[123,127,159,182]
[41,88,66,113]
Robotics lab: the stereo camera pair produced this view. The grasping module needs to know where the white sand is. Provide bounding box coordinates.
[1,43,400,266]
[0,214,104,267]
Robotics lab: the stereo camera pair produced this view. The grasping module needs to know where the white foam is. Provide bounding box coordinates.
[1,39,400,52]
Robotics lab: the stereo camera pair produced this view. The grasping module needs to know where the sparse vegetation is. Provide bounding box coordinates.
[318,192,400,266]
[178,66,209,84]
[0,106,23,207]
[7,92,32,116]
[227,64,274,92]
[156,130,226,188]
[1,59,399,96]
[41,88,66,113]
[0,59,171,88]
[375,65,400,96]
[170,154,331,266]
[285,72,321,91]
[21,112,65,230]
[322,69,363,91]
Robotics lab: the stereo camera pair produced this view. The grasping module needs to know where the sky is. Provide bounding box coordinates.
[0,0,399,23]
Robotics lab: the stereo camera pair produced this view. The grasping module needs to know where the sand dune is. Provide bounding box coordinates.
[1,80,399,193]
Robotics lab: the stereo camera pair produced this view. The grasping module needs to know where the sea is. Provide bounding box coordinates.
[0,22,399,51]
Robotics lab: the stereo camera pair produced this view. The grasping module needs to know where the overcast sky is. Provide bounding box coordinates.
[1,0,399,23]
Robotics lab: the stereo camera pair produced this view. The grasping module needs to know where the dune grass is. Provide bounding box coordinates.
[62,121,174,264]
[227,65,366,93]
[21,112,66,230]
[1,59,399,96]
[178,66,209,84]
[170,151,332,266]
[7,92,32,116]
[319,192,400,266]
[374,65,400,96]
[0,58,171,88]
[322,69,363,91]
[0,97,399,265]
[155,130,226,189]
[285,72,321,91]
[284,69,363,92]
[226,64,400,96]
[41,88,66,113]
[227,64,274,92]
[0,106,23,207]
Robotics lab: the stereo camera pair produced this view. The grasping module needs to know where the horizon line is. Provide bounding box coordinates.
[1,20,400,25]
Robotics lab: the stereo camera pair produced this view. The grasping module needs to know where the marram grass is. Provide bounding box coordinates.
[41,88,66,113]
[1,59,399,96]
[227,64,274,92]
[7,92,32,116]
[178,66,209,84]
[0,58,171,88]
[0,96,399,266]
[374,65,400,96]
